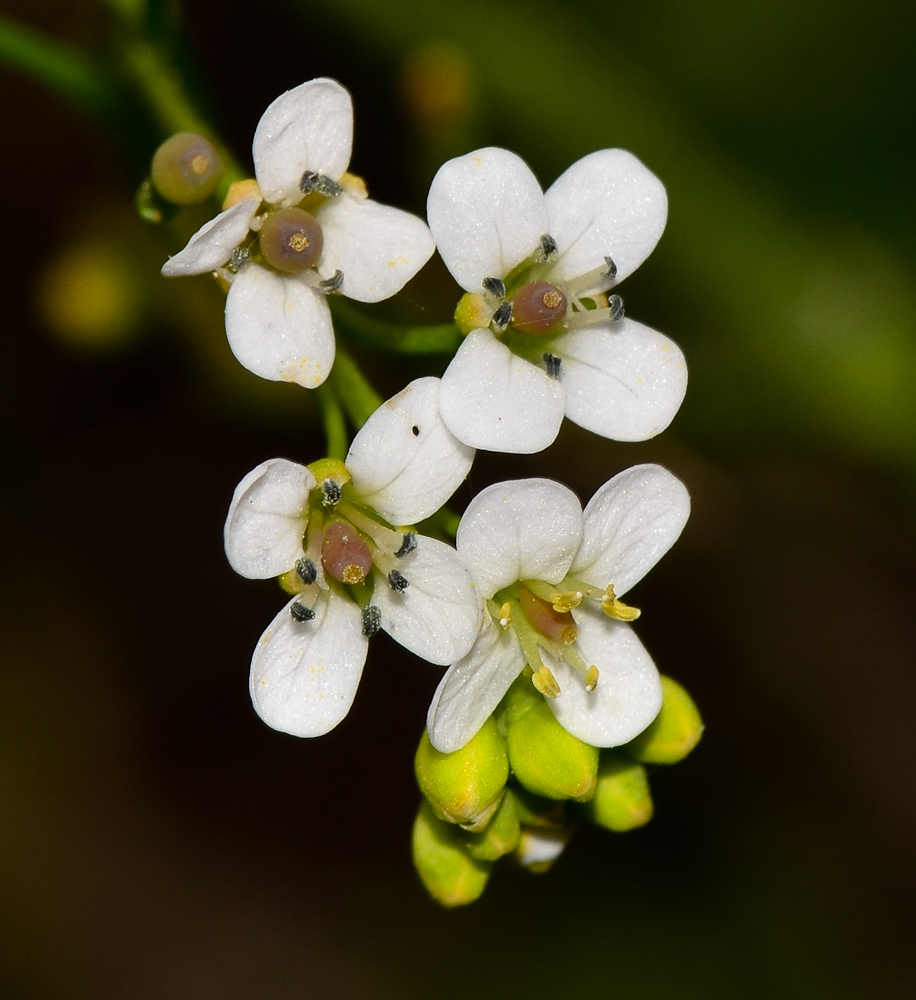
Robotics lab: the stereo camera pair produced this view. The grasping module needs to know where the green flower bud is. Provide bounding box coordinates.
[412,801,491,907]
[461,788,521,861]
[414,718,508,832]
[504,679,599,801]
[584,751,653,832]
[624,675,704,765]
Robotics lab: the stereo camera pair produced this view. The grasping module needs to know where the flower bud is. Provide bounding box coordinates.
[515,826,573,873]
[461,788,521,862]
[151,132,223,205]
[412,801,491,907]
[414,718,508,832]
[624,675,703,765]
[583,751,653,832]
[504,680,598,801]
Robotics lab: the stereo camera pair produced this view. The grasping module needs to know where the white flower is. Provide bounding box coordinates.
[162,78,435,388]
[224,377,481,737]
[426,147,687,453]
[426,465,690,753]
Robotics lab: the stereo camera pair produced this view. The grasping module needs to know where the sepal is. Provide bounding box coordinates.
[583,751,653,831]
[412,801,492,907]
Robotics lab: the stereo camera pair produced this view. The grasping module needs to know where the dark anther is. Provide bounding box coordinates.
[322,480,342,506]
[491,300,513,331]
[395,532,417,558]
[411,425,420,437]
[538,234,559,262]
[229,247,250,273]
[361,605,382,636]
[296,558,317,585]
[544,353,562,379]
[608,294,625,322]
[319,269,344,293]
[290,601,315,622]
[388,569,410,592]
[603,255,618,281]
[299,170,342,197]
[482,276,506,298]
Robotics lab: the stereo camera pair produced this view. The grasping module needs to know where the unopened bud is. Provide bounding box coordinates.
[461,788,521,862]
[415,718,508,832]
[412,801,491,907]
[624,675,703,765]
[504,680,598,801]
[584,751,653,832]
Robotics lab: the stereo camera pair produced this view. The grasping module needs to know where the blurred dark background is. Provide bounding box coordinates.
[2,0,915,996]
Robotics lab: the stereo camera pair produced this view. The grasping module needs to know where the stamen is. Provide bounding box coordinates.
[482,276,506,298]
[296,558,317,585]
[548,590,582,613]
[543,353,562,379]
[388,569,409,592]
[299,170,343,197]
[537,234,559,263]
[361,605,381,636]
[602,584,641,621]
[560,644,599,691]
[608,294,625,322]
[290,601,315,623]
[491,300,513,332]
[497,601,512,630]
[585,665,599,693]
[604,255,617,280]
[532,666,561,698]
[322,480,342,506]
[228,247,249,272]
[319,269,344,293]
[395,532,417,558]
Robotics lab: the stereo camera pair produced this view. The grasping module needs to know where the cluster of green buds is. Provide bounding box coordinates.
[413,674,703,906]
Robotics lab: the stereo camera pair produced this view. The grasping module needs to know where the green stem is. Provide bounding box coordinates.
[0,13,115,118]
[328,347,384,430]
[315,382,349,461]
[330,298,462,355]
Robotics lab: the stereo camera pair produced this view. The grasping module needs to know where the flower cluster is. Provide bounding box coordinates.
[158,77,702,906]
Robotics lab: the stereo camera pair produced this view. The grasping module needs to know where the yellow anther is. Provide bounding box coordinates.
[531,666,561,699]
[222,177,262,210]
[498,602,513,630]
[585,665,599,693]
[339,171,368,199]
[602,584,641,622]
[549,590,582,613]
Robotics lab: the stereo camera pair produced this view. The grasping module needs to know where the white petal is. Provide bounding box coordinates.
[426,620,524,753]
[225,265,335,388]
[456,478,583,599]
[427,147,548,292]
[545,612,662,747]
[515,829,571,867]
[224,458,315,578]
[545,149,667,285]
[571,464,690,596]
[438,329,565,453]
[160,199,258,277]
[373,536,483,665]
[250,589,367,738]
[253,78,353,206]
[316,196,435,303]
[346,377,474,525]
[554,319,687,441]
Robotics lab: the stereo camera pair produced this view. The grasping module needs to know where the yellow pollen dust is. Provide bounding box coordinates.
[549,590,582,613]
[342,564,367,585]
[585,665,599,693]
[498,601,513,630]
[532,666,561,699]
[288,232,310,252]
[602,584,641,621]
[190,153,210,176]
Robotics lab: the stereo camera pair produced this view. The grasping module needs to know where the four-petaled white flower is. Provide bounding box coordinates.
[162,78,435,389]
[224,377,481,737]
[427,147,687,453]
[426,465,690,753]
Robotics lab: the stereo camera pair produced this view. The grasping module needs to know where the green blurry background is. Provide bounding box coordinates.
[2,0,914,996]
